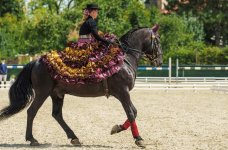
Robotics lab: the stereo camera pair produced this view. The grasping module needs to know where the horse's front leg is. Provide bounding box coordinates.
[111,104,137,134]
[112,90,145,148]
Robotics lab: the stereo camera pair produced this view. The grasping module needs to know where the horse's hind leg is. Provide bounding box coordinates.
[26,93,49,146]
[51,93,81,146]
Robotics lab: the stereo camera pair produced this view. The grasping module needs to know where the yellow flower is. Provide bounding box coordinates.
[56,58,62,63]
[65,47,70,53]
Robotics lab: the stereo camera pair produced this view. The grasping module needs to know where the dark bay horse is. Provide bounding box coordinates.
[0,26,162,148]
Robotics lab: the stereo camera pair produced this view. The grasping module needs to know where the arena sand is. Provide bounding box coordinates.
[0,89,227,150]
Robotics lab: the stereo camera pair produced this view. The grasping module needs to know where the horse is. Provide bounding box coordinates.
[0,25,162,148]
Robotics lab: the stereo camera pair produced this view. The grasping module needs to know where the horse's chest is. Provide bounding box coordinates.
[122,65,136,89]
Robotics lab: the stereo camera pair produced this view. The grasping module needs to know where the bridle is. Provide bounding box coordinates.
[142,29,163,63]
[117,28,162,64]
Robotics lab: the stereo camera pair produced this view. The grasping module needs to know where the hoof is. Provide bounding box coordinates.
[71,138,81,146]
[30,139,40,146]
[135,139,146,148]
[111,125,123,135]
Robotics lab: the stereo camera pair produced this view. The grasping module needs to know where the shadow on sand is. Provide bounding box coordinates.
[0,143,52,148]
[0,143,114,149]
[59,144,113,149]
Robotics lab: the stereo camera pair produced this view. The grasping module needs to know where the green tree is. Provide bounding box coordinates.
[156,14,193,51]
[182,12,204,42]
[24,13,73,54]
[1,0,225,65]
[28,0,77,15]
[166,0,228,47]
[199,46,228,65]
[0,13,26,59]
[0,0,25,19]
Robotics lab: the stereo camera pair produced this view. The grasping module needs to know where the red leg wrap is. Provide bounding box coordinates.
[121,119,131,130]
[131,121,139,138]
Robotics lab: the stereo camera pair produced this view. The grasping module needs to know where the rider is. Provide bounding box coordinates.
[41,3,124,85]
[78,3,112,46]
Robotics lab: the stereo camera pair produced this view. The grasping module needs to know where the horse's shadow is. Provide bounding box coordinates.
[59,144,113,148]
[0,143,52,148]
[0,143,113,149]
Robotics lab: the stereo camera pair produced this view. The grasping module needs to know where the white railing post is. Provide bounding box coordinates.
[169,57,172,84]
[176,58,179,77]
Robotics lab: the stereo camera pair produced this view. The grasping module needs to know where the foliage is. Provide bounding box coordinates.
[0,0,227,65]
[166,0,228,46]
[182,12,204,42]
[24,14,73,54]
[0,13,26,59]
[0,0,25,19]
[223,46,228,64]
[165,47,195,65]
[199,46,228,65]
[165,41,204,64]
[166,42,228,65]
[156,14,193,53]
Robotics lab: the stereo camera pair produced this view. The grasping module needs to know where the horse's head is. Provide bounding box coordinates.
[141,25,163,67]
[120,26,163,67]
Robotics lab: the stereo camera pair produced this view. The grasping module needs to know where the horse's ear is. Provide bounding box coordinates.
[152,24,159,33]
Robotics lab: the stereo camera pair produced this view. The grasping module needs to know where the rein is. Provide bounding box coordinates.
[118,42,143,55]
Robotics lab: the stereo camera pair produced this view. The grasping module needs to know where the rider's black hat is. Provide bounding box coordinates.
[84,3,101,10]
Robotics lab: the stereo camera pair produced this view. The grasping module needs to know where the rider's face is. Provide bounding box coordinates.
[90,10,98,19]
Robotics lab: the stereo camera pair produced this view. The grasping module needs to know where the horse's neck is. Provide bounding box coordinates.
[122,28,145,71]
[125,40,143,69]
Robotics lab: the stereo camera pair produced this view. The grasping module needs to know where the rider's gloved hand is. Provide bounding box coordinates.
[111,39,119,46]
[104,40,113,47]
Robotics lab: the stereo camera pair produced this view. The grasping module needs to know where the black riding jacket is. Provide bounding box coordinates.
[79,16,110,44]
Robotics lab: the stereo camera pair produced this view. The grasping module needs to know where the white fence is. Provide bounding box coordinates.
[135,77,228,91]
[136,77,228,83]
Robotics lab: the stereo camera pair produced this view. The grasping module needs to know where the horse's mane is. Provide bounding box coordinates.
[120,27,146,44]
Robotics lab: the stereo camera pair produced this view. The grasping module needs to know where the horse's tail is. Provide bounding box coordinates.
[0,61,36,121]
